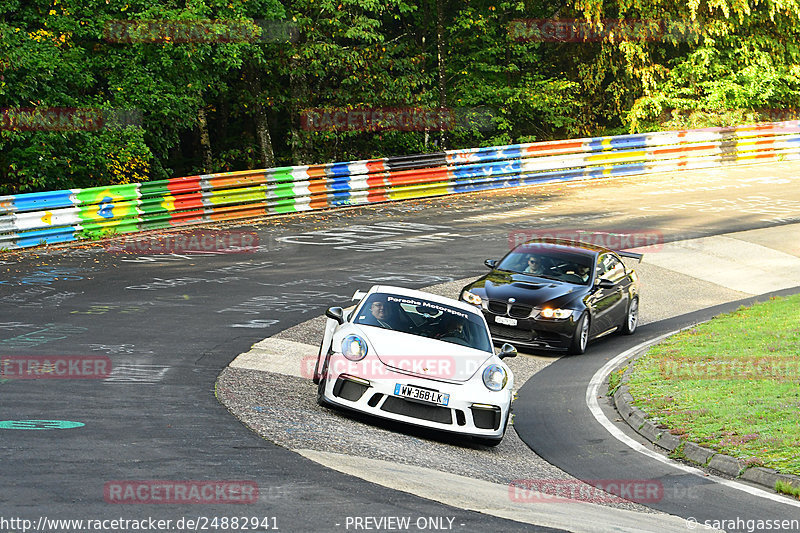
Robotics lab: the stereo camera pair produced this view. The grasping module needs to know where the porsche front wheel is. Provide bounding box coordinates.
[312,344,323,384]
[316,354,330,406]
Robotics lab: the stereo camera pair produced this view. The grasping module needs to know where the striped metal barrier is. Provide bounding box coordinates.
[1,120,799,250]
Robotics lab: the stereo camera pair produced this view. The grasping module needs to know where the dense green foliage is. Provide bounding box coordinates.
[2,0,799,194]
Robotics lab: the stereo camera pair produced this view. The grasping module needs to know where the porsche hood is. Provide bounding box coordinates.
[335,325,495,383]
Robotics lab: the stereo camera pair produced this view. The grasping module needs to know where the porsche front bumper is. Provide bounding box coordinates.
[318,354,512,439]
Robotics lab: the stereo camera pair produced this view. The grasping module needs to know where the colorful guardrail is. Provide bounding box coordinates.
[2,120,799,250]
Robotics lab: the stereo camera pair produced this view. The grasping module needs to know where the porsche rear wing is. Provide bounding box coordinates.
[616,250,643,262]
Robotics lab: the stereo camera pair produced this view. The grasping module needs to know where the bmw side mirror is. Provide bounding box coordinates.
[596,279,615,289]
[485,259,498,269]
[498,343,517,359]
[325,306,345,325]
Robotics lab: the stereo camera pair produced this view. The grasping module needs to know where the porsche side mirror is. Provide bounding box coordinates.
[595,278,615,289]
[325,306,345,325]
[498,343,517,359]
[485,259,498,269]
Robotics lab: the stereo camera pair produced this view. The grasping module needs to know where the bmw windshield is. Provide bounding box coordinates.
[496,246,595,285]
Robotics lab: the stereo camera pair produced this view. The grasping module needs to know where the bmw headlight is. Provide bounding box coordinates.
[461,290,483,306]
[342,335,368,361]
[538,307,573,319]
[482,364,508,391]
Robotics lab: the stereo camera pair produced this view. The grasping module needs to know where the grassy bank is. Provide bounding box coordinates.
[625,293,800,475]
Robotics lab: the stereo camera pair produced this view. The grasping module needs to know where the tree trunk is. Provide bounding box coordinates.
[197,106,213,172]
[289,55,312,165]
[247,68,275,168]
[255,105,275,169]
[436,0,447,149]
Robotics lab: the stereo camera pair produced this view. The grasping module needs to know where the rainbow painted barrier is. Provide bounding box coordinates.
[2,120,799,250]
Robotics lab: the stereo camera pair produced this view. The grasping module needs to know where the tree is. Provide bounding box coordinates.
[570,0,800,132]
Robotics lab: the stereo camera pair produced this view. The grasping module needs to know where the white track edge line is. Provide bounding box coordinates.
[586,332,800,508]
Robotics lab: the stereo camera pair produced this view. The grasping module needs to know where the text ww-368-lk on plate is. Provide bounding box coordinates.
[394,383,449,406]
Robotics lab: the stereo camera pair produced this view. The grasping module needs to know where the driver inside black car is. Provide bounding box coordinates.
[563,263,592,283]
[523,255,546,275]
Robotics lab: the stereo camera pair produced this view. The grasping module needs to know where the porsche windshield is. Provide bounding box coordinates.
[353,293,492,352]
[497,247,595,285]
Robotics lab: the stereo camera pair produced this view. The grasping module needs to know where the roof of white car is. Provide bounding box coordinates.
[366,285,479,315]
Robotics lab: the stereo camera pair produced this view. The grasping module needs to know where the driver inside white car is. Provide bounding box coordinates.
[367,300,393,329]
[436,314,468,343]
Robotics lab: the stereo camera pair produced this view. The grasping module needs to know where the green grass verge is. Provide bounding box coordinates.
[775,480,800,499]
[608,365,627,395]
[626,293,800,475]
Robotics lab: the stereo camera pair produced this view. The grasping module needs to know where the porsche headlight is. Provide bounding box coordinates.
[342,335,368,361]
[538,307,573,320]
[482,364,508,391]
[461,290,483,306]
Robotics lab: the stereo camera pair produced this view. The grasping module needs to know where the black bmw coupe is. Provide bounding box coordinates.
[460,238,642,354]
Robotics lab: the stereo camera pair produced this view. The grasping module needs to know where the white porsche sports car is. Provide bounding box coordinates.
[313,285,517,446]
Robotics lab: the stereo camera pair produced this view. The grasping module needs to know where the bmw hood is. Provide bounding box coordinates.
[477,271,583,307]
[337,325,495,383]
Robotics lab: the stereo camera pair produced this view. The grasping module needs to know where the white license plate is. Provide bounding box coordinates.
[394,384,449,406]
[495,316,518,326]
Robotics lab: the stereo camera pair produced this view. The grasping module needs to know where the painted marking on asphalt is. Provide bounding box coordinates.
[0,420,84,430]
[104,364,170,383]
[230,319,280,329]
[456,206,548,223]
[586,333,800,509]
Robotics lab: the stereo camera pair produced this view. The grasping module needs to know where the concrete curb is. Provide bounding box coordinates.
[230,337,318,378]
[295,449,703,533]
[609,340,800,499]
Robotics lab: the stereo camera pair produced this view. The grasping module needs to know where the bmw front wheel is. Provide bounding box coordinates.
[621,297,638,335]
[568,313,590,355]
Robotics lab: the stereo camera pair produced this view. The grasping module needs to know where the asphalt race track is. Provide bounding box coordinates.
[2,161,800,532]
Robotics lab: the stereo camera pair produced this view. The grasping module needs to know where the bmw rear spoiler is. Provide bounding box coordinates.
[616,250,643,262]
